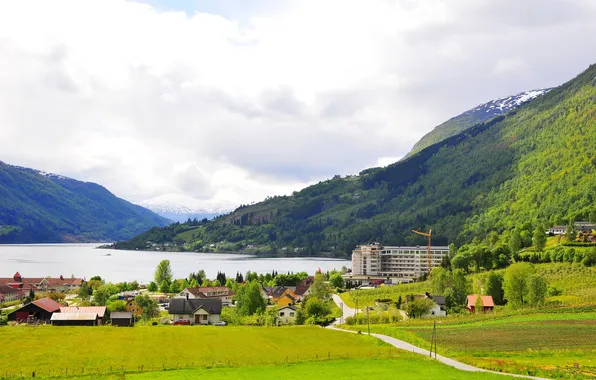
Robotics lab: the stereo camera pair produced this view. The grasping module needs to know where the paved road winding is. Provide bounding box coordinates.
[328,294,549,380]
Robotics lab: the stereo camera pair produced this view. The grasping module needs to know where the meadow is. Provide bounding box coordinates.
[340,262,596,308]
[344,312,596,379]
[0,325,392,378]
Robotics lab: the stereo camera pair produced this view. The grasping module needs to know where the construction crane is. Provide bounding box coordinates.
[411,228,432,274]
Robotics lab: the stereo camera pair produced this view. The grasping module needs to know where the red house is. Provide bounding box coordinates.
[466,295,495,313]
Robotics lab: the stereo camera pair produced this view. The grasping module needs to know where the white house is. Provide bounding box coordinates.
[278,305,297,324]
[421,293,447,317]
[168,298,222,325]
[177,287,235,305]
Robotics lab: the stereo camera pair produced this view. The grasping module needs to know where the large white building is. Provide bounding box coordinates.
[351,244,449,280]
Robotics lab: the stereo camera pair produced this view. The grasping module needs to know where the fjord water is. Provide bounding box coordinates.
[0,244,350,283]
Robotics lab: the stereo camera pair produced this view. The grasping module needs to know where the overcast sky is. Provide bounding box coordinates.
[1,0,596,207]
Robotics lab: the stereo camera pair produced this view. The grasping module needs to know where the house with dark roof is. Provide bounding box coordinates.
[51,312,99,326]
[111,311,134,327]
[413,293,447,317]
[168,298,222,325]
[466,295,495,313]
[278,305,297,324]
[7,298,62,323]
[178,286,235,305]
[261,286,297,306]
[294,277,314,301]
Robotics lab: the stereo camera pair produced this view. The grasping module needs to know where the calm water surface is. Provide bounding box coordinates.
[0,244,350,283]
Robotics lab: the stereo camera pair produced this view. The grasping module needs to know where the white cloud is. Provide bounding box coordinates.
[1,0,596,208]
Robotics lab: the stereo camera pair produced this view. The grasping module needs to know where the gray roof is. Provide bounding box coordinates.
[168,298,222,315]
[110,312,133,319]
[431,296,446,306]
[278,305,297,311]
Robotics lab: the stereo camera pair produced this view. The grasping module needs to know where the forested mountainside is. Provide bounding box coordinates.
[116,64,596,257]
[0,163,170,243]
[405,89,550,158]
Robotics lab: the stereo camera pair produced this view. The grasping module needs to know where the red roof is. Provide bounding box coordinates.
[32,298,62,312]
[295,276,314,296]
[467,295,495,308]
[0,285,20,294]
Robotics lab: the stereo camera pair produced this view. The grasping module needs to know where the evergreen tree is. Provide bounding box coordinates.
[509,228,522,254]
[533,223,547,252]
[566,220,578,243]
[485,271,504,305]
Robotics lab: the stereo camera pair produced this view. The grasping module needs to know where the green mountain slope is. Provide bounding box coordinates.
[405,89,551,158]
[117,64,596,256]
[0,163,170,243]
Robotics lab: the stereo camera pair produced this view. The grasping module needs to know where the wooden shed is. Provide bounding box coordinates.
[110,311,134,327]
[50,312,98,326]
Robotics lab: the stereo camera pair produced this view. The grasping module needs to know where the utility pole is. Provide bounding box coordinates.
[367,306,370,335]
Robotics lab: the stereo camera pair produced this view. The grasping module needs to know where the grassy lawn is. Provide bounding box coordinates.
[0,325,393,378]
[123,357,510,380]
[344,312,596,379]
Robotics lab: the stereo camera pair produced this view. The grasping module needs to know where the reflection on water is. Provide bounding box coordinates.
[0,244,350,283]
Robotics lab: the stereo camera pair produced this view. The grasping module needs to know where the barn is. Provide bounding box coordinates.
[60,306,107,325]
[51,312,98,326]
[7,298,62,323]
[110,311,134,327]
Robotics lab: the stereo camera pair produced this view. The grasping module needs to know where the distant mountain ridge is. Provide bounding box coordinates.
[405,88,551,158]
[138,193,235,223]
[0,162,170,243]
[116,63,596,257]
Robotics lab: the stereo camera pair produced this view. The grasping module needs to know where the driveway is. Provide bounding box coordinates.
[328,293,549,380]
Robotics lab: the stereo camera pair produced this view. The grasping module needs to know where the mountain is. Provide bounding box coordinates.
[116,64,596,256]
[0,162,170,243]
[405,89,551,158]
[138,194,235,223]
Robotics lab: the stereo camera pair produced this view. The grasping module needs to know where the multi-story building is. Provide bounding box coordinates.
[351,244,449,280]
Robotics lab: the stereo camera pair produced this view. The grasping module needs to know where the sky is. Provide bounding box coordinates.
[1,0,596,209]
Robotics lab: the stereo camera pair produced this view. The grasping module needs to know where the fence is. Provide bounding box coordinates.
[0,349,400,379]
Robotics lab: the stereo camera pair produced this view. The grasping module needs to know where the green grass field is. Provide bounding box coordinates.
[0,325,393,378]
[340,263,596,308]
[344,312,596,379]
[122,357,509,380]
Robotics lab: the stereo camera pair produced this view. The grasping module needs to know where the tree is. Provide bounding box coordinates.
[485,271,504,305]
[430,267,451,295]
[216,271,227,285]
[533,223,547,252]
[107,299,127,312]
[474,294,484,313]
[295,308,306,325]
[509,228,522,254]
[566,221,578,243]
[129,281,140,291]
[304,297,331,323]
[93,287,109,306]
[503,262,534,309]
[169,280,181,294]
[236,281,266,316]
[396,295,403,309]
[526,274,547,307]
[448,243,457,259]
[135,294,159,321]
[154,260,173,285]
[308,273,330,301]
[329,273,344,289]
[406,298,434,318]
[160,280,171,293]
[147,281,158,292]
[450,269,471,307]
[78,282,91,299]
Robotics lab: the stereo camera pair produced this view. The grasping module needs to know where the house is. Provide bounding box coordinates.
[0,272,82,293]
[60,306,107,325]
[294,277,314,301]
[0,285,22,303]
[7,298,62,323]
[278,305,297,324]
[51,312,99,326]
[547,221,596,236]
[466,295,495,313]
[111,311,134,327]
[168,298,222,325]
[422,293,447,317]
[178,286,235,305]
[126,298,143,316]
[262,286,297,306]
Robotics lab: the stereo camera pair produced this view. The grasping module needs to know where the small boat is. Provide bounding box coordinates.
[104,253,112,256]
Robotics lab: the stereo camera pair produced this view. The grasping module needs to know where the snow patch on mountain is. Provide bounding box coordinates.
[467,88,551,116]
[138,193,236,216]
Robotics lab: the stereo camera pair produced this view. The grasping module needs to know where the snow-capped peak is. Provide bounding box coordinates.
[466,88,551,116]
[138,193,236,215]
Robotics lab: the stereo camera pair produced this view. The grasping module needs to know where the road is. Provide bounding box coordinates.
[328,293,549,380]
